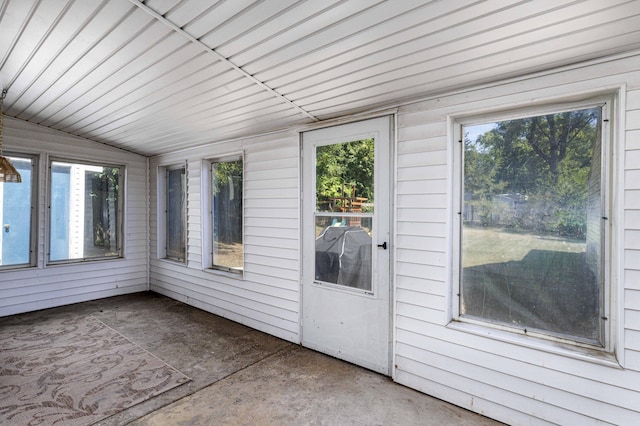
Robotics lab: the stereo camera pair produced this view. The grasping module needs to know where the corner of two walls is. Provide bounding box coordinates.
[147,131,301,343]
[0,118,148,317]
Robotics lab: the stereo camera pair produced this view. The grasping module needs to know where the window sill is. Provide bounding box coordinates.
[159,257,187,266]
[46,256,124,267]
[447,320,621,369]
[0,263,37,271]
[203,267,244,280]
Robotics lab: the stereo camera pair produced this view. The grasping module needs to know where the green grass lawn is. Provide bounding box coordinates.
[461,225,600,343]
[462,226,586,268]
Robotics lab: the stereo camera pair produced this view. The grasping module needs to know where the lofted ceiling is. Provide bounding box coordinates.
[2,0,640,156]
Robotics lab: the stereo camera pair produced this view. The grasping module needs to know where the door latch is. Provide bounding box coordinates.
[377,242,387,250]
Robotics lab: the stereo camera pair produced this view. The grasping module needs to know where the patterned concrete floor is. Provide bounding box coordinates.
[6,292,501,425]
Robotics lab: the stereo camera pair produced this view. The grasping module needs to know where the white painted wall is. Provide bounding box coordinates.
[393,54,640,424]
[0,118,148,316]
[148,131,300,343]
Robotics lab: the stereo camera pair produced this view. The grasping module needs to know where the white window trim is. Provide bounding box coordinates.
[448,94,617,362]
[157,163,187,264]
[201,152,245,276]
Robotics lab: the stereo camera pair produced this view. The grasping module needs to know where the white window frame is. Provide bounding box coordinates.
[46,157,124,265]
[0,151,38,269]
[201,152,244,275]
[158,163,187,264]
[450,95,615,357]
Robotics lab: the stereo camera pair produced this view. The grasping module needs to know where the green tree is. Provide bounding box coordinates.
[464,138,506,225]
[90,167,119,249]
[315,138,374,206]
[465,107,600,237]
[213,160,243,244]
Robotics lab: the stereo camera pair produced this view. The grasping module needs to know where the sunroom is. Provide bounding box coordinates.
[1,1,640,424]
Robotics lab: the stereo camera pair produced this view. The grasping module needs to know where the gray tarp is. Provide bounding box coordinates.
[315,226,372,290]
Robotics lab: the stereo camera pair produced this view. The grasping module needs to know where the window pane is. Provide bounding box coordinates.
[1,156,33,266]
[315,138,374,214]
[212,159,242,270]
[50,161,121,262]
[166,167,186,261]
[461,107,603,344]
[315,216,372,291]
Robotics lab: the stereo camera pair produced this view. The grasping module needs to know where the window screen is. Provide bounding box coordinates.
[461,106,605,345]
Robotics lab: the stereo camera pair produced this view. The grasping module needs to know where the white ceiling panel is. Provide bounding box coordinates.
[181,0,258,39]
[265,0,585,92]
[214,0,345,57]
[295,5,640,109]
[239,0,434,76]
[162,0,222,26]
[196,0,301,49]
[95,82,273,143]
[2,0,640,156]
[88,70,255,137]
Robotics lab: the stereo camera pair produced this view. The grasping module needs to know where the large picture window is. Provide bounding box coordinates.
[459,102,609,347]
[0,154,36,268]
[49,160,122,262]
[210,156,243,272]
[164,166,186,262]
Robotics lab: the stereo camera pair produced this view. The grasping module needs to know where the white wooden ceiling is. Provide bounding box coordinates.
[2,0,640,156]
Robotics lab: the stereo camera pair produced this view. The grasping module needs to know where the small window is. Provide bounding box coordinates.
[49,160,122,262]
[210,156,243,272]
[0,153,37,268]
[164,166,186,262]
[458,102,609,347]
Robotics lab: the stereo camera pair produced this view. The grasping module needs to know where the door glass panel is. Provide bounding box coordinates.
[314,138,374,291]
[315,139,374,213]
[315,216,372,290]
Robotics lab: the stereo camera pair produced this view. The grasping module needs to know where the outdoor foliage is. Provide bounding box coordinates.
[464,107,601,239]
[462,107,604,343]
[315,138,374,206]
[90,167,119,249]
[212,160,243,244]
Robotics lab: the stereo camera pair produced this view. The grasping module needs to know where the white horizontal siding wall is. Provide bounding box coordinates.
[149,131,300,343]
[394,54,640,424]
[0,118,148,317]
[625,89,640,376]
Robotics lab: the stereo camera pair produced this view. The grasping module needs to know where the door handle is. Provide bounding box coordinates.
[377,242,387,250]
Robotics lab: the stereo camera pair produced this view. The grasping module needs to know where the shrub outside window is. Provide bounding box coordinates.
[211,156,243,272]
[459,103,608,347]
[165,166,186,262]
[0,154,36,268]
[49,160,122,262]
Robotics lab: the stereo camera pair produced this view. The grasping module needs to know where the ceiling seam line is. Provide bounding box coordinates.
[126,0,318,122]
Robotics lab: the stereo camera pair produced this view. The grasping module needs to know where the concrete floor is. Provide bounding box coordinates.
[21,292,501,425]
